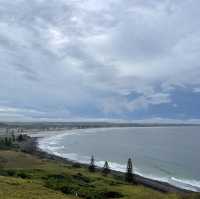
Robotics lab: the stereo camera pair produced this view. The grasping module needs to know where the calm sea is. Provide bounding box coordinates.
[39,126,200,191]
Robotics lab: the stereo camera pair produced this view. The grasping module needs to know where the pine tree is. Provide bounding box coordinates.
[102,161,110,175]
[88,155,95,172]
[12,134,15,142]
[4,137,8,146]
[125,158,133,183]
[3,137,12,146]
[17,134,24,142]
[8,138,12,146]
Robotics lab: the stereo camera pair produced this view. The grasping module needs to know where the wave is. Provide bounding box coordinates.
[38,129,200,192]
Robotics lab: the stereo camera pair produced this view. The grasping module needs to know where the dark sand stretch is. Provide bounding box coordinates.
[20,134,193,194]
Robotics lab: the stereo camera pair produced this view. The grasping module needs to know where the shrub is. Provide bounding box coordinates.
[7,170,16,177]
[102,191,123,198]
[102,161,111,175]
[72,173,91,183]
[17,172,31,179]
[72,163,81,168]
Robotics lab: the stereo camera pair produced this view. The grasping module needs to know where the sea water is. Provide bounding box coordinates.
[39,126,200,192]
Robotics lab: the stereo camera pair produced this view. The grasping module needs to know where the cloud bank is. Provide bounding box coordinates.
[0,0,200,121]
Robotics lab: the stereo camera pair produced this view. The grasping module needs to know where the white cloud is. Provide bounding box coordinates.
[101,92,171,114]
[0,0,200,121]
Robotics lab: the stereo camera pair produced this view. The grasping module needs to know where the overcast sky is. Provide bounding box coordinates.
[0,0,200,122]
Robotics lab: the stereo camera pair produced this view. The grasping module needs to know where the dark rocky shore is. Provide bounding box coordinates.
[20,135,194,194]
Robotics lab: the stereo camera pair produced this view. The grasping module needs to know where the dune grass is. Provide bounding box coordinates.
[0,150,199,199]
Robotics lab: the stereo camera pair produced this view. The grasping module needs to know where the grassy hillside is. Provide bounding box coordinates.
[0,176,77,199]
[0,150,199,199]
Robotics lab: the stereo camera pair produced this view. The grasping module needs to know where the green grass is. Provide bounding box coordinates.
[0,176,77,199]
[0,150,199,199]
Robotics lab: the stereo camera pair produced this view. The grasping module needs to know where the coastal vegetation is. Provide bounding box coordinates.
[0,134,27,150]
[0,135,199,199]
[125,158,134,183]
[88,155,96,172]
[0,135,16,150]
[0,150,185,199]
[102,161,111,176]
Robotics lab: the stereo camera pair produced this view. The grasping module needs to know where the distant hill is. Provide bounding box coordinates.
[1,121,200,130]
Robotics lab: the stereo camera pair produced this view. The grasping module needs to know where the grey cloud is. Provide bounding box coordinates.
[0,0,200,120]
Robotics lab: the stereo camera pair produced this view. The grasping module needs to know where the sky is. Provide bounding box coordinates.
[0,0,200,122]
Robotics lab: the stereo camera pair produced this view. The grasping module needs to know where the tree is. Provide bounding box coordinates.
[125,158,133,183]
[8,138,12,146]
[12,134,15,142]
[4,137,9,146]
[17,134,24,142]
[102,161,110,175]
[88,155,95,172]
[4,137,12,146]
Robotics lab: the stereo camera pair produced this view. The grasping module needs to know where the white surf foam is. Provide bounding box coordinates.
[38,129,200,192]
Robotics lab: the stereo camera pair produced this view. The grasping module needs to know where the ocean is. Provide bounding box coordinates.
[38,126,200,192]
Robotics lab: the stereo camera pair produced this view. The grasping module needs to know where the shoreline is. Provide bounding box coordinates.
[20,133,195,194]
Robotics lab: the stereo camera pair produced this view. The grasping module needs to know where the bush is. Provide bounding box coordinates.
[17,134,26,142]
[17,172,31,179]
[81,189,123,199]
[102,161,110,176]
[102,191,123,198]
[7,170,16,177]
[60,185,76,194]
[0,137,15,149]
[0,170,15,177]
[47,174,65,180]
[72,173,91,183]
[72,163,81,168]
